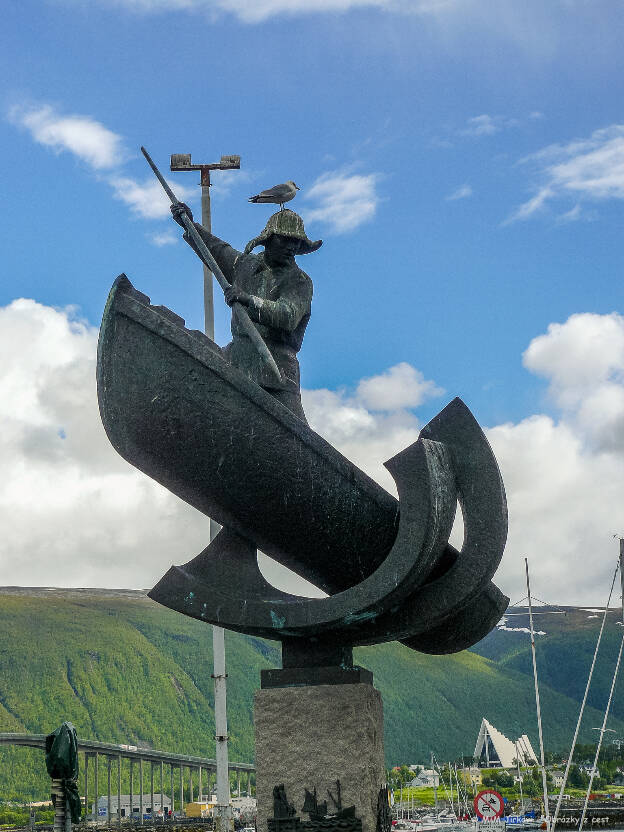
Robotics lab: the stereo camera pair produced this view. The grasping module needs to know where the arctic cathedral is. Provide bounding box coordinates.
[474,718,538,768]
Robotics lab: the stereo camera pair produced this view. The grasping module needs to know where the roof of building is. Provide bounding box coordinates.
[474,718,537,768]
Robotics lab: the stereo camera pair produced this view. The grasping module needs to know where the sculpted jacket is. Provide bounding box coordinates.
[187,224,313,396]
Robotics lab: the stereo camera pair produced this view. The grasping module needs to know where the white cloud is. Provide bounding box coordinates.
[356,362,444,411]
[109,176,196,220]
[446,184,473,201]
[522,312,624,451]
[303,388,423,494]
[7,102,195,234]
[303,170,381,234]
[508,124,624,222]
[83,0,460,23]
[8,104,123,170]
[3,298,624,605]
[486,312,624,603]
[0,298,212,589]
[149,230,179,247]
[462,114,503,137]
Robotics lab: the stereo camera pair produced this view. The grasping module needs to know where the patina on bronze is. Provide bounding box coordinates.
[97,152,509,681]
[97,276,508,670]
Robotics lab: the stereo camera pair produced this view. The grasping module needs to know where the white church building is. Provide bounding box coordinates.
[474,718,537,768]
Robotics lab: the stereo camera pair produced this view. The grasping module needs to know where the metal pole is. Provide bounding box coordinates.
[170,149,234,832]
[94,754,98,822]
[161,761,164,823]
[525,558,550,828]
[107,758,112,824]
[199,766,203,802]
[552,561,620,831]
[84,753,88,823]
[118,755,122,828]
[214,626,231,831]
[180,765,183,812]
[151,763,155,822]
[579,635,624,832]
[201,173,214,340]
[204,163,231,832]
[170,765,174,818]
[516,743,525,815]
[130,761,134,823]
[579,542,624,832]
[139,759,144,827]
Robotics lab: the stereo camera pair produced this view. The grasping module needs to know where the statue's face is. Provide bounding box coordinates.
[265,234,300,260]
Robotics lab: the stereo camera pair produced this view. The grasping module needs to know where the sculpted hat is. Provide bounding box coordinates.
[244,209,323,256]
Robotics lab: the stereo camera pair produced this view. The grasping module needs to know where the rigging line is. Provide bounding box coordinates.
[551,559,620,832]
[531,597,567,610]
[506,596,529,608]
[578,626,624,832]
[525,558,550,827]
[506,596,566,612]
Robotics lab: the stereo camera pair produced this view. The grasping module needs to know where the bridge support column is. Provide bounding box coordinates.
[84,754,88,822]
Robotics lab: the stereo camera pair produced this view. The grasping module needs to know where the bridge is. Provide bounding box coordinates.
[0,733,255,826]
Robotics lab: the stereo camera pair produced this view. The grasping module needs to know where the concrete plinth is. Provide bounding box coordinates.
[254,682,385,832]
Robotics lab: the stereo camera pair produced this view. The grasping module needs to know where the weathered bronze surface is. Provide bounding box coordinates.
[97,274,509,662]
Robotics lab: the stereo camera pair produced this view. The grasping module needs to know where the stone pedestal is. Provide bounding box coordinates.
[254,682,385,832]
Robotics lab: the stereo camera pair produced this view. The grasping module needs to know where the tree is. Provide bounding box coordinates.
[568,766,589,789]
[523,776,540,798]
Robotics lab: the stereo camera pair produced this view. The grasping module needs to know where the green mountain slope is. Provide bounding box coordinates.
[472,606,624,723]
[0,591,622,800]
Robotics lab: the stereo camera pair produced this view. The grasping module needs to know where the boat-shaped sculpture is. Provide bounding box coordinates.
[97,275,509,654]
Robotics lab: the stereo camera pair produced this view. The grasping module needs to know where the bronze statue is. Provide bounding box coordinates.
[97,149,509,674]
[172,204,321,422]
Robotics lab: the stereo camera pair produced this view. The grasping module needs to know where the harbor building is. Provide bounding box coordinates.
[474,718,537,768]
[94,794,171,818]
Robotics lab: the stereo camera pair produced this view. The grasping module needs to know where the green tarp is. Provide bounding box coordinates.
[45,722,81,824]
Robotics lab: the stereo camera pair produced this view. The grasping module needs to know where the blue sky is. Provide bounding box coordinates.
[2,0,624,603]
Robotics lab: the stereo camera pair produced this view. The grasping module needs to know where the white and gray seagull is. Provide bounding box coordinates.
[248,180,300,210]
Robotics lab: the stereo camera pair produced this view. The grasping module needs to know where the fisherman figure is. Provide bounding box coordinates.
[172,205,321,423]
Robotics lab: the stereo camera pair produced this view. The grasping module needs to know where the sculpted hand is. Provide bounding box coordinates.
[171,202,193,226]
[224,286,251,307]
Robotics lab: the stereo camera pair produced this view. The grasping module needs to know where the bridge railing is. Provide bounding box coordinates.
[0,733,255,827]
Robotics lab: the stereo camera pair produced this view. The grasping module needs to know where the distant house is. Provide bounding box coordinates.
[459,767,482,788]
[474,718,537,769]
[409,769,439,788]
[552,773,565,788]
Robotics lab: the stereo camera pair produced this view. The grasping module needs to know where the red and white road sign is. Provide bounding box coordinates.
[474,789,504,820]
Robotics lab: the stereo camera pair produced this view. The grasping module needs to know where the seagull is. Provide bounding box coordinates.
[249,181,300,210]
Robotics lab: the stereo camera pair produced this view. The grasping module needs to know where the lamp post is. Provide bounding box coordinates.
[170,150,241,832]
[170,153,240,340]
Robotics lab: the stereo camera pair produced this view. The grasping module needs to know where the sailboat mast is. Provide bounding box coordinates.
[579,539,624,832]
[551,558,621,832]
[516,741,525,815]
[621,538,624,625]
[525,558,551,827]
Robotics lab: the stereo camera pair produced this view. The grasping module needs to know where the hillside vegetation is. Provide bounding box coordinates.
[0,591,622,800]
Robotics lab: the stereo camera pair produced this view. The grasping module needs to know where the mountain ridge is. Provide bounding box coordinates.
[1,589,623,800]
